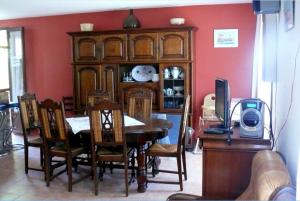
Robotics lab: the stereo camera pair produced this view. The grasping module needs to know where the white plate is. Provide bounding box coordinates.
[131,65,156,82]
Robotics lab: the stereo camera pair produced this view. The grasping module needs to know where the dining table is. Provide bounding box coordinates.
[66,115,173,193]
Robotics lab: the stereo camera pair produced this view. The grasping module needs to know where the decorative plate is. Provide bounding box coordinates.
[131,65,156,82]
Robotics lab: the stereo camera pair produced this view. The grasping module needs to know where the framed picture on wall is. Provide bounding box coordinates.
[284,0,295,31]
[214,29,238,48]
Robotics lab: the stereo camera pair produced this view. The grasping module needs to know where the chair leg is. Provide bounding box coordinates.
[67,156,72,192]
[124,158,128,197]
[151,156,156,177]
[182,151,187,180]
[94,162,99,195]
[24,146,29,174]
[109,162,113,174]
[45,155,51,187]
[177,156,183,191]
[40,147,44,168]
[99,162,104,181]
[129,153,136,184]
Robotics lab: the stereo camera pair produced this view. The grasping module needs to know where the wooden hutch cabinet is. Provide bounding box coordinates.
[68,27,195,114]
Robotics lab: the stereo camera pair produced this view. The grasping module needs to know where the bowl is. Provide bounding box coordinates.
[170,18,185,25]
[80,23,94,31]
[173,86,184,92]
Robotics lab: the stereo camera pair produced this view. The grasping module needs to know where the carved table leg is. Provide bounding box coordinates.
[137,145,147,193]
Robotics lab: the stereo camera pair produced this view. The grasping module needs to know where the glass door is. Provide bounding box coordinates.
[159,63,189,112]
[0,27,25,103]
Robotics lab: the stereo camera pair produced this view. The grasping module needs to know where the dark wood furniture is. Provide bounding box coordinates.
[67,115,172,193]
[62,96,75,116]
[199,123,271,200]
[125,118,172,193]
[39,99,88,192]
[146,95,190,191]
[126,86,153,122]
[18,93,44,174]
[68,27,195,119]
[88,101,128,196]
[87,89,110,106]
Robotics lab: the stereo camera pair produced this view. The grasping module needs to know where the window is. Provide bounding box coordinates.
[0,27,25,102]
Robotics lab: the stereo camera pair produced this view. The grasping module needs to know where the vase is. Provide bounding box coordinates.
[152,74,159,82]
[171,67,180,79]
[164,68,170,79]
[123,9,140,29]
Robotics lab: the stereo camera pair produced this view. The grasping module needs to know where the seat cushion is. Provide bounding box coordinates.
[28,137,42,146]
[96,147,124,161]
[147,143,178,157]
[50,144,86,156]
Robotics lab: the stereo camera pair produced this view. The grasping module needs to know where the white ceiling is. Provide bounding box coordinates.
[0,0,251,20]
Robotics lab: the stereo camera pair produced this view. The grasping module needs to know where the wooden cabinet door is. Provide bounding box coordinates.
[101,64,119,102]
[158,31,189,61]
[129,33,158,61]
[100,34,127,62]
[159,63,190,113]
[74,65,102,112]
[74,36,101,63]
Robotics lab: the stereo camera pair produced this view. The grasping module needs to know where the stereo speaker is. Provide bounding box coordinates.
[240,99,264,138]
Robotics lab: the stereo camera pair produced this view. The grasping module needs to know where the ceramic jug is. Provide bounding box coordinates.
[152,74,159,82]
[166,88,174,96]
[164,68,170,79]
[171,67,180,79]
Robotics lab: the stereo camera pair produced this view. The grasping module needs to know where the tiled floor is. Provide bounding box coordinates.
[0,134,202,201]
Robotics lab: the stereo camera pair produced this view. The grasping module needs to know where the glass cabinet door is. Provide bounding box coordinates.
[159,63,189,112]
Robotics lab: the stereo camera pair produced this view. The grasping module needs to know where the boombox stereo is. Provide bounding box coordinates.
[240,99,264,138]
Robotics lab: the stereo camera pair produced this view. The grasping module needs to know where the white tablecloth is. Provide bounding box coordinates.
[66,115,145,134]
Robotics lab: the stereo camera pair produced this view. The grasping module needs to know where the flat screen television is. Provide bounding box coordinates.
[215,78,231,130]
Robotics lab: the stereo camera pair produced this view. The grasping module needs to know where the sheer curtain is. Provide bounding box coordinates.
[252,14,274,106]
[252,14,278,144]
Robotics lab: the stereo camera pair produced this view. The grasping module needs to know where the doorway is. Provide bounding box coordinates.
[0,27,25,103]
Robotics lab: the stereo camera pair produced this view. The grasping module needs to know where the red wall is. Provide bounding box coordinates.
[0,4,256,132]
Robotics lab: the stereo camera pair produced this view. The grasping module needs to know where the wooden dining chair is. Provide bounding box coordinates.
[39,99,88,192]
[126,86,153,182]
[18,93,44,174]
[87,89,111,107]
[146,95,190,191]
[62,96,75,116]
[88,100,128,196]
[126,86,153,122]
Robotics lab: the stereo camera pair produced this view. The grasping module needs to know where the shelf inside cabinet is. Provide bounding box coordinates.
[119,64,159,83]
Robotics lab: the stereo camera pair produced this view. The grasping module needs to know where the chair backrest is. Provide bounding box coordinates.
[39,99,69,144]
[127,86,153,122]
[62,96,74,112]
[88,100,125,148]
[87,90,111,107]
[177,95,190,152]
[18,93,40,134]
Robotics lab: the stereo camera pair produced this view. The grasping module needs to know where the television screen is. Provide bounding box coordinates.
[215,78,230,129]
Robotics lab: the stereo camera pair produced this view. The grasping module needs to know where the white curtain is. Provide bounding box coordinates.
[251,14,263,98]
[252,14,277,99]
[297,148,300,200]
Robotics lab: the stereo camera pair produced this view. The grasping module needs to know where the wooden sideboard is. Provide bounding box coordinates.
[68,27,196,115]
[199,123,271,200]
